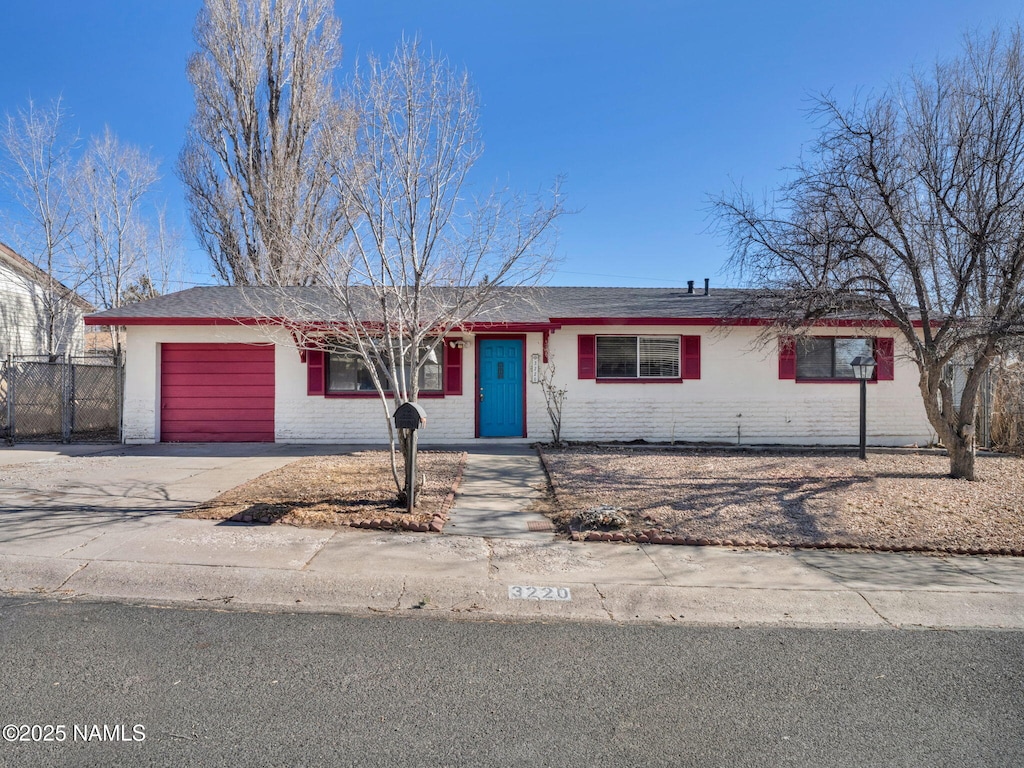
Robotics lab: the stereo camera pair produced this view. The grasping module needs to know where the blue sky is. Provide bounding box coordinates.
[3,1,1022,289]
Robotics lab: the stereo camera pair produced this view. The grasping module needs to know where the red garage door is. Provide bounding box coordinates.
[160,343,275,442]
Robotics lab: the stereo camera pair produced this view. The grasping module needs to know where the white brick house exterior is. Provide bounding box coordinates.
[89,286,935,447]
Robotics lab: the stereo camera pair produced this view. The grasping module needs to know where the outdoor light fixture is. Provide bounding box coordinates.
[850,356,876,382]
[448,340,466,349]
[850,355,876,460]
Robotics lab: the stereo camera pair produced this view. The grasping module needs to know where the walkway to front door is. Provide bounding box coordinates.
[477,338,524,438]
[444,447,555,541]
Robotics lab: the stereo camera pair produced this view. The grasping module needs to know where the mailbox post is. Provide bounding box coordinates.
[392,402,426,513]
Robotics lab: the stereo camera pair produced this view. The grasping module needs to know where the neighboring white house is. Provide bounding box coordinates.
[85,285,935,446]
[0,240,91,358]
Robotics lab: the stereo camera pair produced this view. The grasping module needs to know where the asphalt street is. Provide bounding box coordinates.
[0,597,1021,768]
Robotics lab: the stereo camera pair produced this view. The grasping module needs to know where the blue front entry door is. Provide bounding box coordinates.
[478,338,524,437]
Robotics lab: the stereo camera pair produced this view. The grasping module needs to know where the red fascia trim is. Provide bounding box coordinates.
[596,377,683,384]
[89,314,934,330]
[89,317,566,333]
[552,317,733,327]
[84,316,281,327]
[549,316,916,328]
[463,322,560,332]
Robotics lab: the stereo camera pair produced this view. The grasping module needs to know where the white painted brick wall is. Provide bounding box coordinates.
[544,325,934,447]
[0,259,84,357]
[275,337,475,442]
[121,323,934,446]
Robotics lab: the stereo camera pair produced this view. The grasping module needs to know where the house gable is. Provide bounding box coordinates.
[0,241,91,357]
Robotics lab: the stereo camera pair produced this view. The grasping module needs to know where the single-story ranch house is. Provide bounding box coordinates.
[85,285,935,446]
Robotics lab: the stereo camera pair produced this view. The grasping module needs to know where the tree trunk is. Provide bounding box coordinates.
[947,434,976,480]
[919,366,981,481]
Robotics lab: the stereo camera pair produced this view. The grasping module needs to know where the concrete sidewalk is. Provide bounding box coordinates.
[445,448,555,540]
[0,443,1022,628]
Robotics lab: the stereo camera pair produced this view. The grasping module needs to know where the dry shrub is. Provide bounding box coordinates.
[991,359,1024,455]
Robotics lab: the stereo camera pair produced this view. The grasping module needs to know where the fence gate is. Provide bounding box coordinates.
[1,353,123,444]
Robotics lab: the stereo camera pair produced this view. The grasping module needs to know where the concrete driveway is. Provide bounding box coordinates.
[0,443,328,558]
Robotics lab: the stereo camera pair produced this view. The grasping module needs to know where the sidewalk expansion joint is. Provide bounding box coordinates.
[393,579,407,612]
[54,562,88,592]
[944,557,1000,587]
[59,530,111,559]
[638,544,670,583]
[300,531,335,571]
[854,590,898,629]
[793,554,848,587]
[484,539,499,578]
[592,584,616,621]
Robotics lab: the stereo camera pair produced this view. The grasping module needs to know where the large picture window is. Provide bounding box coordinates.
[596,335,680,379]
[796,337,874,380]
[327,343,443,393]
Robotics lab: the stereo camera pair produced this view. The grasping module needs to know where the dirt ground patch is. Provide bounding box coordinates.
[181,450,464,528]
[539,447,1024,552]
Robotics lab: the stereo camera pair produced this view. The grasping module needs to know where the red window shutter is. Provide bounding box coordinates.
[779,336,796,379]
[875,337,895,381]
[307,350,325,395]
[578,335,596,379]
[681,335,700,379]
[444,339,463,395]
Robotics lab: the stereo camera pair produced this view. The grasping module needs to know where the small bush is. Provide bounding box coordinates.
[573,505,629,529]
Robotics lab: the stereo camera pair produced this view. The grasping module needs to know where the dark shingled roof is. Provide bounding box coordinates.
[86,285,776,324]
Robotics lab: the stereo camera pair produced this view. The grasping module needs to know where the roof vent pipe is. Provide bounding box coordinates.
[687,280,694,294]
[704,278,710,296]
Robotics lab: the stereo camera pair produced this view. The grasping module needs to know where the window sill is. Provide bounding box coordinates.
[324,391,449,399]
[794,378,878,384]
[596,377,684,384]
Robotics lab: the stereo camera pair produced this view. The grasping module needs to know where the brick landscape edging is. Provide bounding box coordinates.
[536,447,563,509]
[349,450,466,534]
[571,528,1024,556]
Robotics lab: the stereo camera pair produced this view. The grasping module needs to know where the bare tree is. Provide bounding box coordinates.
[282,39,565,495]
[178,0,348,285]
[1,97,82,355]
[540,361,568,446]
[142,206,188,298]
[713,28,1024,480]
[76,127,161,347]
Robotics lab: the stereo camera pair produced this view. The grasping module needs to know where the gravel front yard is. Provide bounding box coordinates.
[539,447,1024,553]
[182,450,464,529]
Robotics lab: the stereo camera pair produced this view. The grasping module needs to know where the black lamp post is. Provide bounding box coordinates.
[850,355,876,460]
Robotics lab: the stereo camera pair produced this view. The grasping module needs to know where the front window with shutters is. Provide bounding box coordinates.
[327,343,443,393]
[596,336,680,379]
[796,337,874,380]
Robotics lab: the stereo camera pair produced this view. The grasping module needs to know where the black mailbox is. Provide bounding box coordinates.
[393,402,426,430]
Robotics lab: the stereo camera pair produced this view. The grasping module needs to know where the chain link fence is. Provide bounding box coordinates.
[944,357,1024,453]
[1,352,123,444]
[943,362,995,449]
